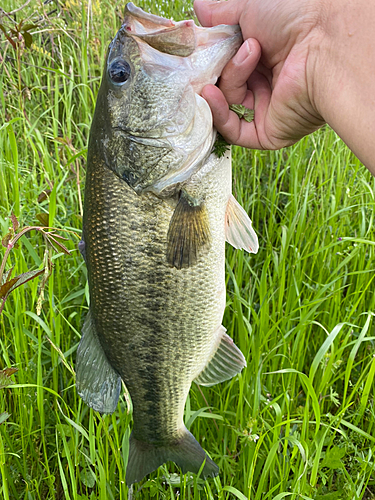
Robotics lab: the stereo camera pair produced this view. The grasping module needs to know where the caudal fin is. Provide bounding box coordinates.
[126,429,219,485]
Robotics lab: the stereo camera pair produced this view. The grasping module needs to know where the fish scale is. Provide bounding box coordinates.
[76,2,258,485]
[84,150,229,440]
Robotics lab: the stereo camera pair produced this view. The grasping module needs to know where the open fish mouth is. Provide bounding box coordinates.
[123,2,241,58]
[122,2,242,93]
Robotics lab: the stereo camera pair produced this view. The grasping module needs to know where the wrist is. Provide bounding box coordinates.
[303,0,334,122]
[306,0,375,172]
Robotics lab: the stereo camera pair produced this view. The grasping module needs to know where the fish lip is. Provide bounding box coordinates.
[124,2,241,37]
[195,24,242,49]
[123,2,242,57]
[124,2,175,29]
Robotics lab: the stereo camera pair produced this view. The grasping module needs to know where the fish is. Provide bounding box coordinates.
[76,2,258,485]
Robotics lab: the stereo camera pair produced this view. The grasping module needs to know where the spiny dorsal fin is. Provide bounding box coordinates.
[166,190,211,269]
[225,194,258,253]
[76,310,122,414]
[194,326,246,387]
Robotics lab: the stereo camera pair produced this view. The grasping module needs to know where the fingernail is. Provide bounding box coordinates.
[233,39,252,65]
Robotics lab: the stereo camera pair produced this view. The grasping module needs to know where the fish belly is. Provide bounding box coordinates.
[83,152,231,445]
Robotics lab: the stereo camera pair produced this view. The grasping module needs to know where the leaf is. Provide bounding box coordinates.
[0,24,17,49]
[2,230,13,248]
[222,486,248,500]
[48,233,69,241]
[321,446,346,469]
[316,492,344,500]
[80,466,96,488]
[0,367,18,389]
[8,269,45,295]
[44,234,70,255]
[2,267,14,285]
[23,31,33,49]
[0,412,10,425]
[0,269,44,300]
[46,336,75,375]
[3,367,17,377]
[212,133,230,158]
[0,276,20,299]
[229,104,254,122]
[38,189,52,203]
[36,213,49,227]
[21,24,38,32]
[10,213,19,232]
[164,473,182,486]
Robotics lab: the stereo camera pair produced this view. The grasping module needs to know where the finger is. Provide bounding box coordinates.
[253,60,273,87]
[246,71,275,147]
[201,84,260,148]
[201,84,231,127]
[218,38,261,105]
[194,0,242,27]
[202,73,277,149]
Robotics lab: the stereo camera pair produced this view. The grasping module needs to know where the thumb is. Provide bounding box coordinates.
[194,0,242,27]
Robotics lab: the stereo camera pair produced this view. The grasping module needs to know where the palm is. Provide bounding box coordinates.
[194,0,326,149]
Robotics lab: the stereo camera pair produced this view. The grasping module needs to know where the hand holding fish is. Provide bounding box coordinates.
[194,0,326,149]
[194,0,375,174]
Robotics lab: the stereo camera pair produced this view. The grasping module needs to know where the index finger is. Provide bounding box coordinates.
[202,70,274,150]
[218,38,261,105]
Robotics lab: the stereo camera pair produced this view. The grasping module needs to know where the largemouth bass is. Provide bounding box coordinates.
[76,3,258,485]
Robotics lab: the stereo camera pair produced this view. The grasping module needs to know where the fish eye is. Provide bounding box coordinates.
[108,59,131,85]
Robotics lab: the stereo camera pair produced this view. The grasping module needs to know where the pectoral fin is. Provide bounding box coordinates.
[166,191,211,269]
[76,310,121,414]
[194,326,246,387]
[225,194,258,253]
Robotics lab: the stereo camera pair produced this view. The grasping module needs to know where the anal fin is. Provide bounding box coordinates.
[194,326,246,387]
[225,194,258,253]
[76,310,121,414]
[166,190,211,269]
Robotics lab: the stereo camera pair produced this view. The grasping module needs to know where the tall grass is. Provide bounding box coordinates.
[1,1,375,499]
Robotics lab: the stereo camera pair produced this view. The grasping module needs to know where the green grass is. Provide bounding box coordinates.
[1,1,375,499]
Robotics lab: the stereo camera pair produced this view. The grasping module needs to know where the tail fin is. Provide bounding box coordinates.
[126,428,219,485]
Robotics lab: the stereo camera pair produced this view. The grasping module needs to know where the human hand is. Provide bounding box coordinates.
[194,0,326,149]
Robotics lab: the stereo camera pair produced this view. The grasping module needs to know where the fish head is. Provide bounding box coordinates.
[91,3,242,195]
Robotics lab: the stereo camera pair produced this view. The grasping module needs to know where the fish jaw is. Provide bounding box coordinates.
[91,5,242,196]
